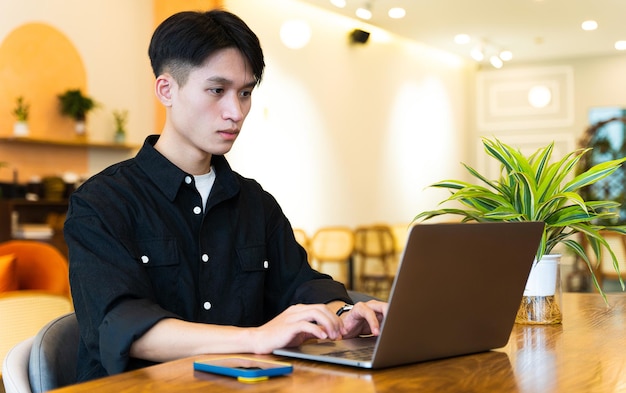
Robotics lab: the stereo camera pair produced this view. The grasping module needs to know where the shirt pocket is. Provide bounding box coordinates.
[134,237,186,313]
[135,238,180,268]
[236,245,270,272]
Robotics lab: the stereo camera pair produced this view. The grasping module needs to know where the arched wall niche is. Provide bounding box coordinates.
[0,22,88,182]
[0,22,87,139]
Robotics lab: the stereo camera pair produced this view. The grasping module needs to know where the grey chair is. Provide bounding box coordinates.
[2,313,78,393]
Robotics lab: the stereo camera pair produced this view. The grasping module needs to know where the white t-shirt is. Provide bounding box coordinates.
[194,167,216,212]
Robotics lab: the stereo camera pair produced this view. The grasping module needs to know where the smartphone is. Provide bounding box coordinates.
[193,357,293,381]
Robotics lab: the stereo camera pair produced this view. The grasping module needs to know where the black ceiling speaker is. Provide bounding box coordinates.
[350,29,370,44]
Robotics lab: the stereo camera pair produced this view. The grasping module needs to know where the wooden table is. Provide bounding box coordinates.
[50,293,626,393]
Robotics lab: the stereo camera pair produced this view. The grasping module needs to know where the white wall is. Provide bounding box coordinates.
[473,54,626,178]
[224,0,473,233]
[0,0,155,173]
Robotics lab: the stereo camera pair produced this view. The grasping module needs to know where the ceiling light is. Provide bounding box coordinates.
[466,39,510,67]
[355,6,372,20]
[454,34,471,45]
[330,0,346,7]
[581,20,598,31]
[499,50,513,61]
[615,41,626,50]
[388,7,406,19]
[528,85,552,108]
[279,19,312,49]
[470,45,484,62]
[489,55,503,69]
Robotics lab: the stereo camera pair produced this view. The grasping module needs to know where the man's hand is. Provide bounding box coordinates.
[250,303,345,354]
[250,300,388,354]
[339,300,388,339]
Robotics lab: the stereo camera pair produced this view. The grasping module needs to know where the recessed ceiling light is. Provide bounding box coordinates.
[581,20,598,31]
[280,20,312,49]
[454,34,471,45]
[388,7,406,19]
[356,7,372,20]
[330,0,346,8]
[615,41,626,50]
[528,85,552,108]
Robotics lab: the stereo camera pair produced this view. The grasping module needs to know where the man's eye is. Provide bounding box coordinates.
[240,90,252,98]
[210,88,224,94]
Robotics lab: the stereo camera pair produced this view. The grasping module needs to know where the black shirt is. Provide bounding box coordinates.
[65,135,351,382]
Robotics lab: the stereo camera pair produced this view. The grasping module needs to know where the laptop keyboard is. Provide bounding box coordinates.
[322,346,374,361]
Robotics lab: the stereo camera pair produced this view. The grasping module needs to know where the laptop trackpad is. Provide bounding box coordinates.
[297,336,377,357]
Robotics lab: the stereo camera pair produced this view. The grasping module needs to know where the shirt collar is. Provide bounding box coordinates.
[135,135,240,202]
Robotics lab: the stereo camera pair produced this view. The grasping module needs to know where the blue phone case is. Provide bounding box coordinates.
[193,357,293,379]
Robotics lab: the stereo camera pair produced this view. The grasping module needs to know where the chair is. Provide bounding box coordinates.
[309,227,355,288]
[0,240,70,296]
[389,223,411,261]
[353,225,397,299]
[2,337,34,393]
[589,231,626,289]
[2,313,78,393]
[0,292,73,379]
[0,240,72,376]
[29,313,79,392]
[292,228,310,259]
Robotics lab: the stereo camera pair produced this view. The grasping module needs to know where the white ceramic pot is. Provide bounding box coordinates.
[75,120,86,135]
[524,254,560,296]
[13,121,29,136]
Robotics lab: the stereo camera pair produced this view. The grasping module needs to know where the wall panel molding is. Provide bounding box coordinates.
[477,65,574,131]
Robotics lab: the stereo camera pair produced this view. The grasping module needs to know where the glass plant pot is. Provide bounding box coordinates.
[515,254,562,325]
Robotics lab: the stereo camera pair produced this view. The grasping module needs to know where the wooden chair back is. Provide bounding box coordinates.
[309,227,354,287]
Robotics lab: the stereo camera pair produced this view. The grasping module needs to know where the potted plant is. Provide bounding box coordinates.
[112,109,128,143]
[12,96,30,136]
[57,89,97,135]
[413,137,626,323]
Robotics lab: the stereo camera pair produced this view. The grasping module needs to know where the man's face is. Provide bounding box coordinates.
[165,48,257,158]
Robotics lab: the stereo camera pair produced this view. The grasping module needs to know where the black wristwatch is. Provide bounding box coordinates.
[336,304,354,317]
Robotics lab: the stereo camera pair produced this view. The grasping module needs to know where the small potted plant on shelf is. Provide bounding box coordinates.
[112,109,128,143]
[413,137,626,324]
[57,89,97,135]
[12,96,30,136]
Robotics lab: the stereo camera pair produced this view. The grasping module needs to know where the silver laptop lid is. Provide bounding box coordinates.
[273,221,544,369]
[370,221,544,368]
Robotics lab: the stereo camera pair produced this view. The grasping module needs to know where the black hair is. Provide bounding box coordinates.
[148,9,265,85]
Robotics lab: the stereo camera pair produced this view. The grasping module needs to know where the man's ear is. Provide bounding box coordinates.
[155,74,174,106]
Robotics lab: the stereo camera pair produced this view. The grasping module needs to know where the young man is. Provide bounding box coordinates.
[65,10,387,382]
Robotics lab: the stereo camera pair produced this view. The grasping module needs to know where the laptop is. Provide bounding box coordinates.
[273,221,544,369]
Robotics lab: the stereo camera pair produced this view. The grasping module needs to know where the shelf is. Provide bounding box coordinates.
[1,199,69,207]
[0,199,69,257]
[0,136,139,150]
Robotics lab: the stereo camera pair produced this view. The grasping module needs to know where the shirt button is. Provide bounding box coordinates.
[193,206,202,215]
[263,260,269,269]
[185,176,192,184]
[203,301,212,310]
[141,255,149,264]
[202,254,209,263]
